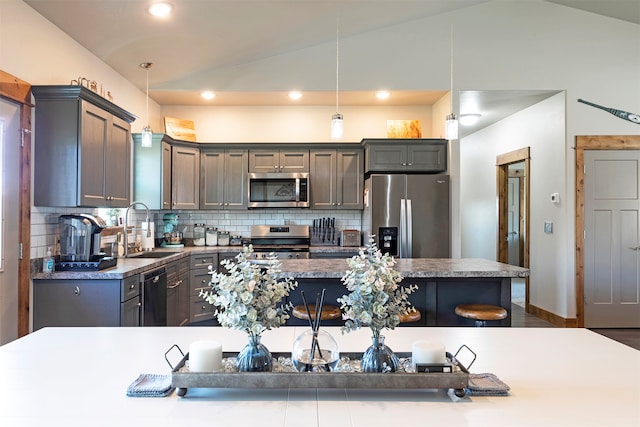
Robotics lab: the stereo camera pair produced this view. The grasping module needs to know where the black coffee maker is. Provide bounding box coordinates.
[57,214,116,271]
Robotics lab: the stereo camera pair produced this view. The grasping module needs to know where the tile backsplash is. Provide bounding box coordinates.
[30,206,362,259]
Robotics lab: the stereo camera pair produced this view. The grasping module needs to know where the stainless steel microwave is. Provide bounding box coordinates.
[248,172,309,208]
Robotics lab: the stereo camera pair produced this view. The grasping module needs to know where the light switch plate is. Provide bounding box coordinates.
[544,221,553,234]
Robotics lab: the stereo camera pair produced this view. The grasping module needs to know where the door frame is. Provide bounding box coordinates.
[497,147,530,309]
[0,70,32,338]
[575,135,640,327]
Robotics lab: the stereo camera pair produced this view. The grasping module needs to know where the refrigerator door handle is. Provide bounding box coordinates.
[406,198,413,258]
[400,198,407,258]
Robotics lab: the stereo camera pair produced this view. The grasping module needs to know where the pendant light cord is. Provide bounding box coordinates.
[450,24,453,112]
[145,66,150,126]
[335,16,340,113]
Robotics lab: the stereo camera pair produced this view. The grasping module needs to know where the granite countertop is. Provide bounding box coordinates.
[31,244,529,280]
[276,258,530,279]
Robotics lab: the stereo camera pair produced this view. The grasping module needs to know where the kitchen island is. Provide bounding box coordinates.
[276,258,528,327]
[1,326,637,427]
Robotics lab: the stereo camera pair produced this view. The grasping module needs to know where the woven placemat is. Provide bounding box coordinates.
[468,373,510,396]
[126,373,174,397]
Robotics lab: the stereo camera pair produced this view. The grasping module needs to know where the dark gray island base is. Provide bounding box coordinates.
[278,258,529,327]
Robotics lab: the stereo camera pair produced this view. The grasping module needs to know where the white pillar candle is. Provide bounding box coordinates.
[412,340,446,366]
[189,340,222,372]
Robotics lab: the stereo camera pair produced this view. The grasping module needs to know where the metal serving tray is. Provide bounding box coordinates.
[165,346,470,398]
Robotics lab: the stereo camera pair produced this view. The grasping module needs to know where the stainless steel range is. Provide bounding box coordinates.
[249,225,310,259]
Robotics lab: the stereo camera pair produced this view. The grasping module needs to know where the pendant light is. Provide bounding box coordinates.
[444,26,459,140]
[140,62,153,148]
[331,17,344,139]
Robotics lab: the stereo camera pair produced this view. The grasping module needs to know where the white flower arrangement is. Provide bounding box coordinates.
[337,235,418,337]
[200,245,298,338]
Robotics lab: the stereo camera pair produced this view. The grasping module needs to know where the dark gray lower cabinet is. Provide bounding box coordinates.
[166,258,190,326]
[33,275,141,330]
[189,253,217,324]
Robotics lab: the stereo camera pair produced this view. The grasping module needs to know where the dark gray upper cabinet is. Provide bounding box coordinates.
[363,138,448,173]
[310,149,364,209]
[133,134,199,210]
[200,148,248,209]
[32,85,135,207]
[133,134,171,210]
[249,149,309,173]
[171,144,200,210]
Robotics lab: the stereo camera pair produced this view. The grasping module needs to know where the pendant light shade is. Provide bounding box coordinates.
[445,113,458,140]
[140,62,153,148]
[331,17,343,139]
[444,26,458,140]
[331,113,343,139]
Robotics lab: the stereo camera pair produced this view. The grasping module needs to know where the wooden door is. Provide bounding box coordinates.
[0,97,21,344]
[507,176,521,265]
[583,150,640,327]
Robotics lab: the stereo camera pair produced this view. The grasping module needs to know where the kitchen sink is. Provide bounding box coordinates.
[126,251,180,259]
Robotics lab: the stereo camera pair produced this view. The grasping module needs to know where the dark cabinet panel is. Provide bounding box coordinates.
[32,86,134,207]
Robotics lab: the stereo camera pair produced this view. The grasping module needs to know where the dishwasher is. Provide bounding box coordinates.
[142,267,167,326]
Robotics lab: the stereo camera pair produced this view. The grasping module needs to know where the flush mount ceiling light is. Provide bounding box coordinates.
[148,2,173,18]
[288,91,302,100]
[140,62,153,148]
[444,25,459,140]
[460,113,482,126]
[376,91,390,100]
[331,16,343,139]
[201,91,215,100]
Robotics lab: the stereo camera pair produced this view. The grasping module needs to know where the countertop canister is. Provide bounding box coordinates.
[206,227,218,246]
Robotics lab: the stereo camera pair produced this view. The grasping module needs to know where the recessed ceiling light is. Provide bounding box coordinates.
[288,91,302,100]
[201,91,215,100]
[148,2,173,18]
[376,91,390,100]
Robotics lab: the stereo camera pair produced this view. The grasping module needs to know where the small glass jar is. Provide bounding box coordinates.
[193,223,205,246]
[217,231,230,246]
[230,235,242,246]
[205,227,218,246]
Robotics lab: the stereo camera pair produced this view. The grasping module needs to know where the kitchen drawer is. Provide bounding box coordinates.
[190,269,212,295]
[190,253,217,270]
[190,296,216,323]
[177,257,190,274]
[120,275,141,302]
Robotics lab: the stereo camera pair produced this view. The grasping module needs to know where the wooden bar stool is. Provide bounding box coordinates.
[455,304,507,327]
[399,310,421,323]
[292,304,341,321]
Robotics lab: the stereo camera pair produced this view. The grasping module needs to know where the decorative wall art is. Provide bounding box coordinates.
[578,99,640,124]
[386,120,422,138]
[164,116,197,141]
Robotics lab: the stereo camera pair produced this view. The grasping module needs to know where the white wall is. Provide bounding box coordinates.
[461,93,569,316]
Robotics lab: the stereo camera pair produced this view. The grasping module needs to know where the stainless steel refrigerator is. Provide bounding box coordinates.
[362,174,450,258]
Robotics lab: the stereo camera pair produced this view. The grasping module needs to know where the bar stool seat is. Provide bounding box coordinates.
[455,303,507,327]
[292,304,341,321]
[399,310,421,323]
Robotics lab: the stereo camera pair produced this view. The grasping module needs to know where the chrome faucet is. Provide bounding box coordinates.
[123,201,151,257]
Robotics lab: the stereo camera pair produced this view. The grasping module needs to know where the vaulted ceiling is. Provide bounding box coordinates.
[23,0,638,136]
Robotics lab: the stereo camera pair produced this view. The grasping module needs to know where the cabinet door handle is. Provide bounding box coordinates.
[74,286,80,296]
[168,280,182,289]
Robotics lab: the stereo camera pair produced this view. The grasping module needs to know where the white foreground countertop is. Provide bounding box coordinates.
[1,326,638,427]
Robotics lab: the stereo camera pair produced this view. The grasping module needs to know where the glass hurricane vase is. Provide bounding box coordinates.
[360,333,399,373]
[292,328,340,372]
[236,334,273,372]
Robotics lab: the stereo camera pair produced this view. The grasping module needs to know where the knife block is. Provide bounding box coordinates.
[310,226,338,246]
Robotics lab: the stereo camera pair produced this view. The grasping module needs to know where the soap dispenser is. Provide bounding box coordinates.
[42,247,54,273]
